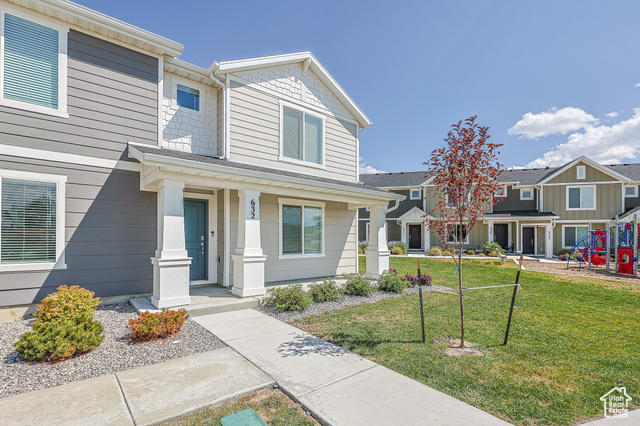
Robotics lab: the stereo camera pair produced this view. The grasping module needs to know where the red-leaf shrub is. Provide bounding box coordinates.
[129,309,188,341]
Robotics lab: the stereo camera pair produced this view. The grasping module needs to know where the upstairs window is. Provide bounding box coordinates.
[625,185,638,198]
[410,189,421,200]
[281,104,323,166]
[494,186,507,197]
[177,84,199,110]
[567,185,595,210]
[1,12,66,115]
[520,188,533,200]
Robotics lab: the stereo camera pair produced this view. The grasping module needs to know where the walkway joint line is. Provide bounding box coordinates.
[115,372,137,426]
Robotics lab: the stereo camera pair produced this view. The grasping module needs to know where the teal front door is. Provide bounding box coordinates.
[184,199,207,281]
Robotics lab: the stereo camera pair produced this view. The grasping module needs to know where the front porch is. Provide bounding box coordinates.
[484,211,560,258]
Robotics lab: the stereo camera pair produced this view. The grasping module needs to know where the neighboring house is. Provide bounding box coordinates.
[0,0,400,308]
[359,156,640,257]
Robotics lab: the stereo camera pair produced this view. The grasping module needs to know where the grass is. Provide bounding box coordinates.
[165,388,318,425]
[295,257,640,425]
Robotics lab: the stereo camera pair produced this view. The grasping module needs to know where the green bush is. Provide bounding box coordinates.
[387,241,407,254]
[309,278,343,303]
[482,241,504,256]
[557,248,571,256]
[129,309,188,341]
[14,285,103,362]
[343,273,376,296]
[428,247,442,256]
[264,284,312,311]
[377,270,408,293]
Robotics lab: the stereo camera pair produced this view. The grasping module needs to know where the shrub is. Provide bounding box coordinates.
[466,249,476,255]
[558,254,569,261]
[14,319,104,362]
[391,246,403,255]
[387,241,407,254]
[309,278,343,303]
[557,248,571,256]
[428,247,442,256]
[129,309,188,341]
[343,273,376,296]
[264,284,312,311]
[442,250,452,256]
[404,273,433,286]
[358,241,368,253]
[477,253,486,257]
[377,269,408,293]
[33,285,100,325]
[482,241,504,256]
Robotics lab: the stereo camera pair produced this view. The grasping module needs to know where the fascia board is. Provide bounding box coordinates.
[538,156,631,185]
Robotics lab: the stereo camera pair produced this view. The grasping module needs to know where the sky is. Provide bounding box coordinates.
[78,0,640,173]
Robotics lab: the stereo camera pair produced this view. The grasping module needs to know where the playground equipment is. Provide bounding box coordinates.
[566,214,639,276]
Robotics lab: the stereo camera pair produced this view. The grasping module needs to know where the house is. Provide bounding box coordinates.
[358,157,640,257]
[0,0,400,309]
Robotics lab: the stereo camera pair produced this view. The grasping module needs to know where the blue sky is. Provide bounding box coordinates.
[79,0,640,173]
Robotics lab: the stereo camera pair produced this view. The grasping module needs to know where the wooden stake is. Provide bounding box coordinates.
[503,255,523,345]
[418,259,425,343]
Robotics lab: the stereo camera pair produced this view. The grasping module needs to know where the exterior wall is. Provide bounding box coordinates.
[546,162,619,184]
[553,222,608,254]
[227,77,358,182]
[162,72,217,155]
[624,187,640,210]
[493,186,537,211]
[387,221,402,242]
[429,222,487,251]
[542,182,622,221]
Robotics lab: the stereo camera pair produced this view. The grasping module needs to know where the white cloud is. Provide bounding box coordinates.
[606,111,619,118]
[635,83,640,88]
[526,108,640,167]
[508,107,598,139]
[359,156,385,174]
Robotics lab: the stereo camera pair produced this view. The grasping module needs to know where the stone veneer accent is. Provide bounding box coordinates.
[162,73,217,156]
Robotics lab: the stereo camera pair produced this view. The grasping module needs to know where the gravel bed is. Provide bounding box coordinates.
[523,261,640,283]
[256,285,450,323]
[0,303,225,399]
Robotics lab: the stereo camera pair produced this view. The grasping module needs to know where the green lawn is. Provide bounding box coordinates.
[295,257,640,425]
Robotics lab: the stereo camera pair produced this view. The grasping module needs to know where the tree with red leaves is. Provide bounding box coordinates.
[425,116,503,348]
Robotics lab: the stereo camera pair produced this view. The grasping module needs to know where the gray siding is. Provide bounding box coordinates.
[387,221,401,242]
[227,80,358,182]
[0,30,158,161]
[493,186,537,211]
[0,157,156,306]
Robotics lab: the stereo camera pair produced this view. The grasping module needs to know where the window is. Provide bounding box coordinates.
[494,186,507,197]
[563,225,589,248]
[177,84,199,110]
[280,199,324,257]
[567,186,595,210]
[0,171,65,270]
[281,104,323,166]
[625,185,638,198]
[576,165,586,180]
[410,189,421,200]
[447,224,468,244]
[520,188,533,200]
[1,12,66,116]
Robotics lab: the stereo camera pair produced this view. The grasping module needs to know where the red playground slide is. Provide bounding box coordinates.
[590,253,607,266]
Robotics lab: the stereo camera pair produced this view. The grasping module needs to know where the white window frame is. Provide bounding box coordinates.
[410,188,421,200]
[494,186,507,197]
[520,188,533,200]
[279,99,326,169]
[446,223,469,244]
[576,165,586,180]
[566,185,596,211]
[0,169,66,271]
[562,224,589,248]
[624,185,638,198]
[0,6,68,118]
[278,198,325,259]
[176,83,201,112]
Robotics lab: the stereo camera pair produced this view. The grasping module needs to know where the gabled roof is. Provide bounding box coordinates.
[359,171,429,188]
[537,156,631,185]
[397,207,426,221]
[605,163,640,182]
[209,52,371,128]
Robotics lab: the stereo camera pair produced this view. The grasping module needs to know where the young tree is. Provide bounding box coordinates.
[425,116,503,348]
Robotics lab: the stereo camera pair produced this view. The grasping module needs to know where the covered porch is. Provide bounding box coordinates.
[128,143,401,308]
[483,211,559,258]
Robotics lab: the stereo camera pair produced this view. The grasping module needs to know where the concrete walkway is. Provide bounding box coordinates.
[194,309,509,426]
[0,348,274,426]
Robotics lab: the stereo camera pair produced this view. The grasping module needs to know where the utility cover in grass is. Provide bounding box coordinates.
[221,408,268,426]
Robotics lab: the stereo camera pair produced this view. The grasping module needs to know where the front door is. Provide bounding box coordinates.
[184,199,207,281]
[408,225,422,249]
[522,227,535,254]
[494,224,509,250]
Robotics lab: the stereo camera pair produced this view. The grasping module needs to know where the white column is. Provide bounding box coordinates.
[424,223,430,252]
[366,204,389,278]
[151,179,192,308]
[231,189,267,297]
[487,221,494,242]
[545,224,553,259]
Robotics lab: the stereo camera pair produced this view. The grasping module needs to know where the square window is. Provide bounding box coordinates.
[177,84,200,110]
[520,189,533,200]
[494,187,507,197]
[281,105,323,165]
[567,186,596,210]
[563,226,588,248]
[410,189,421,200]
[625,185,638,198]
[281,201,324,256]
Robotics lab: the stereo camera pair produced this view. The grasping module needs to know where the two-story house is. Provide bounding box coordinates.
[359,157,640,258]
[0,0,400,309]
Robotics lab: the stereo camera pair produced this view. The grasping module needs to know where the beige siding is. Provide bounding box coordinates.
[227,80,358,182]
[543,182,622,221]
[554,222,608,253]
[546,161,618,184]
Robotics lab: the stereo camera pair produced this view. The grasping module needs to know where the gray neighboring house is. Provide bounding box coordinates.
[0,0,400,308]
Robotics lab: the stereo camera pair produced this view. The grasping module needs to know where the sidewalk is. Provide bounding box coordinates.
[194,309,509,426]
[0,348,274,426]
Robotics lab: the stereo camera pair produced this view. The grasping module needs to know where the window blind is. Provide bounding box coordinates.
[303,206,322,253]
[3,13,59,109]
[1,179,57,264]
[282,205,302,254]
[304,114,322,164]
[283,107,302,160]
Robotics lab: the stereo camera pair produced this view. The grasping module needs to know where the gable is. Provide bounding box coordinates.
[232,64,353,122]
[546,160,622,184]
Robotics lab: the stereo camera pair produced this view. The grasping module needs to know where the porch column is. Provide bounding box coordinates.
[366,204,389,278]
[231,189,267,297]
[424,224,430,253]
[487,221,494,242]
[151,179,192,308]
[545,224,553,259]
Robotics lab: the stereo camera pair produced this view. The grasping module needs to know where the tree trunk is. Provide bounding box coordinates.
[458,249,465,348]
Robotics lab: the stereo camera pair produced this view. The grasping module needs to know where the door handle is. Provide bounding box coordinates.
[201,242,205,254]
[531,239,534,246]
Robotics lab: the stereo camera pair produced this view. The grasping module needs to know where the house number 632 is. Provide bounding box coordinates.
[250,199,256,219]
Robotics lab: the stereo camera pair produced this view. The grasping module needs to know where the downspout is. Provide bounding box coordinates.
[386,198,400,215]
[209,68,227,159]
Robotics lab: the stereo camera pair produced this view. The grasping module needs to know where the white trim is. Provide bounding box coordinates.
[409,188,421,200]
[576,165,586,180]
[184,191,217,285]
[554,219,613,223]
[278,99,326,168]
[520,188,533,200]
[0,143,142,172]
[624,185,638,198]
[157,56,163,145]
[176,83,203,113]
[537,156,630,185]
[566,185,596,210]
[0,169,66,272]
[542,180,622,186]
[278,198,325,259]
[0,7,69,118]
[561,224,590,249]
